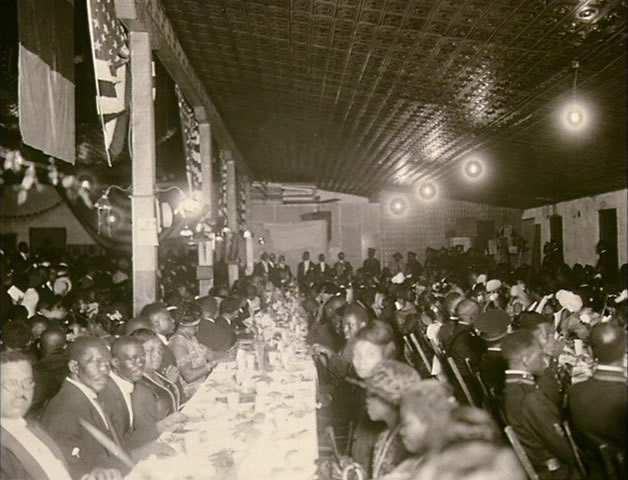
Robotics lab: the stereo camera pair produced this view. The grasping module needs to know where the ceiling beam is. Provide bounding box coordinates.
[114,0,251,177]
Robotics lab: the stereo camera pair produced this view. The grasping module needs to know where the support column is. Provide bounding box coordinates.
[130,31,158,315]
[225,151,239,285]
[244,178,254,275]
[196,111,213,295]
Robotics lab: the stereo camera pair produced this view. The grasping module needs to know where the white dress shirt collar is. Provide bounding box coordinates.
[157,333,169,345]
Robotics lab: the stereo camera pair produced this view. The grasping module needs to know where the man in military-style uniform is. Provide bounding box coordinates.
[518,312,565,408]
[501,331,580,479]
[475,309,511,398]
[362,248,381,278]
[569,321,627,479]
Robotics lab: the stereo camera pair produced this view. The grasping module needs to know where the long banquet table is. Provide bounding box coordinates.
[127,302,319,480]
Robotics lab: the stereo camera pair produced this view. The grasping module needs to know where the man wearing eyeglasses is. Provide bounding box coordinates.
[1,349,120,480]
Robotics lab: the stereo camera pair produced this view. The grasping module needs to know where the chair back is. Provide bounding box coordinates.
[446,356,477,407]
[409,332,432,375]
[504,425,540,480]
[562,420,586,477]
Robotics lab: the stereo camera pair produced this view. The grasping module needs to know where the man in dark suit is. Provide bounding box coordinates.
[443,299,486,369]
[101,337,183,451]
[404,251,422,279]
[40,337,130,479]
[501,331,579,479]
[333,252,353,286]
[569,321,627,479]
[100,337,155,450]
[30,326,69,418]
[313,253,331,284]
[253,252,273,279]
[140,303,177,372]
[1,350,121,480]
[362,248,381,278]
[196,296,238,353]
[297,251,314,289]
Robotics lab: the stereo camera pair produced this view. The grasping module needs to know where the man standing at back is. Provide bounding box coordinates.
[297,251,313,290]
[362,248,381,278]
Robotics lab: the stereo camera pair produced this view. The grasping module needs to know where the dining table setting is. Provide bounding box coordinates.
[126,291,320,480]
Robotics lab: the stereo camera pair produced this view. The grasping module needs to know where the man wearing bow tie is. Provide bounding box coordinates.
[297,251,313,290]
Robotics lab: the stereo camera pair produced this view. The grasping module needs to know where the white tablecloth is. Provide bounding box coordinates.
[127,340,319,480]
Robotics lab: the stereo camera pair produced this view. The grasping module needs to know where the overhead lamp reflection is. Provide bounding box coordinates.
[417,182,438,201]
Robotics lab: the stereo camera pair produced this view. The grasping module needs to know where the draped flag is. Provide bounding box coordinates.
[175,85,202,193]
[18,0,75,164]
[86,0,130,166]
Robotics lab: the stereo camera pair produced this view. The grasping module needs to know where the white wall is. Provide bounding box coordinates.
[522,189,627,267]
[0,185,94,246]
[250,197,381,269]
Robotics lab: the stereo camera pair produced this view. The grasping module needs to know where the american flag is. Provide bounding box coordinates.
[86,0,129,166]
[175,85,202,193]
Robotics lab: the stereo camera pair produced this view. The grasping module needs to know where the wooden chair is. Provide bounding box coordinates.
[409,332,432,375]
[446,356,478,407]
[562,420,586,477]
[504,426,540,480]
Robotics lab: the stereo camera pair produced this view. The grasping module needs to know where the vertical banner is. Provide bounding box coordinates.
[175,85,202,193]
[18,0,75,164]
[86,0,130,165]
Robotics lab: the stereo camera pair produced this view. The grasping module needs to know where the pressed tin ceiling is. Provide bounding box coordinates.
[150,1,623,206]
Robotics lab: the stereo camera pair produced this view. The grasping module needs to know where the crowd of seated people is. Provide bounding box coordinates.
[1,240,626,479]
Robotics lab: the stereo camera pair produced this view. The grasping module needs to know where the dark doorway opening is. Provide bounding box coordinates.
[598,208,618,273]
[549,215,564,264]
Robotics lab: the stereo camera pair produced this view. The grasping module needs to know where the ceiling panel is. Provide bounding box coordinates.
[164,0,623,206]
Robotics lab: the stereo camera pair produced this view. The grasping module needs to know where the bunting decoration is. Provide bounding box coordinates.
[86,0,130,166]
[175,85,202,193]
[237,173,248,232]
[218,155,229,221]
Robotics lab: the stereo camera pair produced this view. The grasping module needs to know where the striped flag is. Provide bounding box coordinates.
[175,85,202,193]
[86,0,130,166]
[18,0,75,164]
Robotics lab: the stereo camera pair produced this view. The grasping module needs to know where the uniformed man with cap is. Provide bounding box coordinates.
[475,309,511,397]
[362,248,381,278]
[501,331,580,479]
[568,321,626,479]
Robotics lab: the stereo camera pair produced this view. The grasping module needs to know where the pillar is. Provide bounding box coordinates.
[130,31,158,315]
[196,110,213,295]
[244,178,254,275]
[225,151,239,285]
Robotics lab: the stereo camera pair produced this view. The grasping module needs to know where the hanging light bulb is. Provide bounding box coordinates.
[417,182,438,201]
[463,158,484,179]
[561,60,589,131]
[567,107,583,126]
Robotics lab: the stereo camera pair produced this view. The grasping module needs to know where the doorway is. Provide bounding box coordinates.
[598,208,618,270]
[549,215,564,264]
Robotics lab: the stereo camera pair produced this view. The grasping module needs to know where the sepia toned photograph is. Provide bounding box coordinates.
[0,0,626,479]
